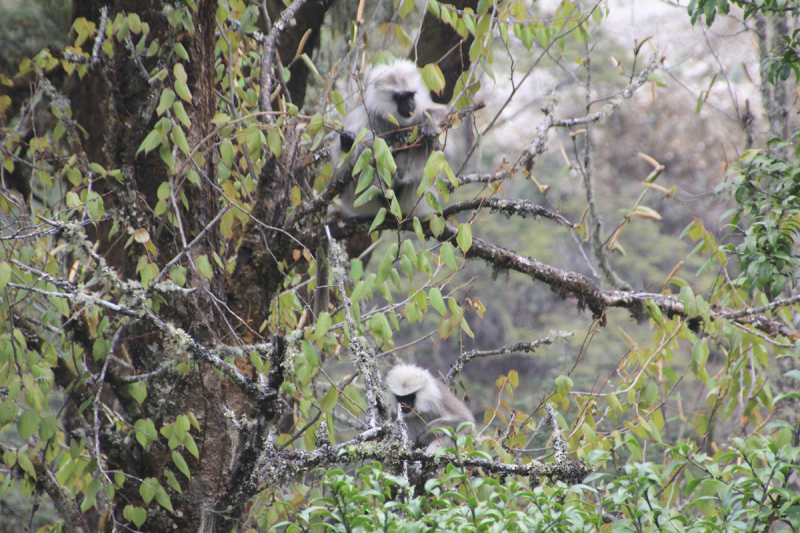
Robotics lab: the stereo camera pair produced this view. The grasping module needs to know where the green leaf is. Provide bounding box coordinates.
[93,338,110,361]
[170,265,187,286]
[137,130,162,154]
[156,486,174,514]
[195,254,213,279]
[319,387,339,413]
[413,217,425,242]
[245,123,261,156]
[555,375,573,395]
[420,151,445,195]
[0,400,16,426]
[157,181,171,201]
[156,89,176,116]
[369,208,386,234]
[128,381,147,405]
[350,259,364,281]
[373,138,397,174]
[172,101,191,128]
[173,63,192,102]
[354,186,379,208]
[174,42,188,61]
[172,450,191,479]
[457,223,473,253]
[429,288,446,316]
[425,192,442,214]
[134,418,157,448]
[314,313,332,338]
[124,505,147,528]
[38,416,58,441]
[184,433,199,459]
[16,451,35,480]
[175,415,190,440]
[267,129,282,158]
[171,126,189,154]
[308,114,323,134]
[165,469,183,493]
[140,477,158,504]
[355,166,374,194]
[440,241,458,272]
[352,147,373,175]
[422,64,446,94]
[692,339,709,367]
[429,215,445,237]
[81,478,101,512]
[18,410,39,440]
[607,392,622,412]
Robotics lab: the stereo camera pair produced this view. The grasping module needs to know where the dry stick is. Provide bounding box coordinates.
[91,7,109,64]
[259,0,308,116]
[149,205,229,288]
[442,198,573,227]
[445,332,574,389]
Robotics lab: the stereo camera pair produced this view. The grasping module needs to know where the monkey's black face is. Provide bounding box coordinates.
[393,91,416,119]
[395,393,416,414]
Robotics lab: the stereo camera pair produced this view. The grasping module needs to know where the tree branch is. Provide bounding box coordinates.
[445,332,574,388]
[314,217,800,338]
[441,198,574,227]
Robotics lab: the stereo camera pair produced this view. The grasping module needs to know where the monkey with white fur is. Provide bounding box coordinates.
[385,364,475,452]
[330,58,464,218]
[315,59,472,317]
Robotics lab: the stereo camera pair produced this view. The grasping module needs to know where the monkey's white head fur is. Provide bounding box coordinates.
[385,363,442,414]
[363,59,433,126]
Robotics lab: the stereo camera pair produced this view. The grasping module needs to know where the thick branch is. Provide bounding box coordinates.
[315,218,800,337]
[255,426,590,491]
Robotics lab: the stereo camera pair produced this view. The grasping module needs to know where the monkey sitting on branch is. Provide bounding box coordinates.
[385,363,475,453]
[329,58,469,219]
[314,58,472,318]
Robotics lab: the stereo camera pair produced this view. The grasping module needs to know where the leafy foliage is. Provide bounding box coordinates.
[0,0,799,532]
[718,139,800,296]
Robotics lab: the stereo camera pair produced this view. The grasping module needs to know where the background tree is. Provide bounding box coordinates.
[1,0,800,532]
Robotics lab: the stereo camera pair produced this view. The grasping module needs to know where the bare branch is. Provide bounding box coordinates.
[446,332,574,388]
[442,198,574,227]
[259,0,309,115]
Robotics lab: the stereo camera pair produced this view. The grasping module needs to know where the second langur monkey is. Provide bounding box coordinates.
[385,364,475,452]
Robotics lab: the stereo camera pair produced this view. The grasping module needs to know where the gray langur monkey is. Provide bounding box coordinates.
[330,58,467,218]
[385,363,475,452]
[314,59,471,318]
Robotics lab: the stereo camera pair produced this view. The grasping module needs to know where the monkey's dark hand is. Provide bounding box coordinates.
[340,130,356,153]
[420,122,441,139]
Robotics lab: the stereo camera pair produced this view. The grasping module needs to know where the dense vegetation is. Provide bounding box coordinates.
[1,0,799,532]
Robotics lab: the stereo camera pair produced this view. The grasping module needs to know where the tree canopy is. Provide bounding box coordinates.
[1,0,800,532]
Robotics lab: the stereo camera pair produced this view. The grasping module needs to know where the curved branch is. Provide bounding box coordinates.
[311,217,800,338]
